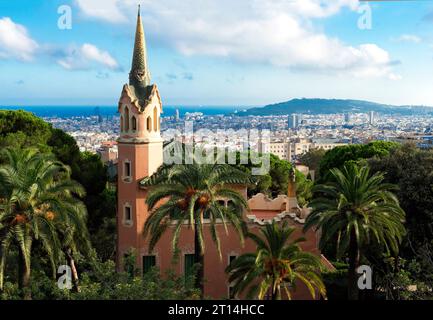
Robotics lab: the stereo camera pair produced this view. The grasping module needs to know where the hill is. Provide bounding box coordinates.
[237,98,433,116]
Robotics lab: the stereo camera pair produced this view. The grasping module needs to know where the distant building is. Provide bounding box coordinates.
[98,141,118,163]
[369,111,375,126]
[259,138,348,162]
[175,109,180,121]
[344,113,351,124]
[288,113,300,129]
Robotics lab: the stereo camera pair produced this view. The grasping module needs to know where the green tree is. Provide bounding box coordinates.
[319,141,398,177]
[226,221,326,300]
[368,143,433,290]
[142,163,251,295]
[299,148,327,177]
[234,152,293,197]
[304,163,405,300]
[0,110,52,153]
[0,148,89,298]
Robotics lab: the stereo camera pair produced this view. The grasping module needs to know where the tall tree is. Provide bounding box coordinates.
[0,148,89,298]
[226,221,326,300]
[143,163,251,295]
[304,164,405,300]
[318,141,398,178]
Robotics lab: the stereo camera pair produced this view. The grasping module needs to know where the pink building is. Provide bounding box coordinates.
[116,8,331,299]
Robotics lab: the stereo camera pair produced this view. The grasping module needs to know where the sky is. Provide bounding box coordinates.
[0,0,433,107]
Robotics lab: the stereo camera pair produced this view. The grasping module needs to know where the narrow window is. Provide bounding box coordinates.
[124,206,132,223]
[184,254,195,278]
[132,116,137,131]
[229,255,237,265]
[124,107,130,131]
[120,115,124,132]
[124,161,131,178]
[153,107,158,132]
[147,116,152,132]
[143,255,156,275]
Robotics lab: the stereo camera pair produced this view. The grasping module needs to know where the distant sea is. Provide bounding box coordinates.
[0,106,246,118]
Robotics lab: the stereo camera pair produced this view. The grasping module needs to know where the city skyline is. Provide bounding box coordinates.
[1,1,433,106]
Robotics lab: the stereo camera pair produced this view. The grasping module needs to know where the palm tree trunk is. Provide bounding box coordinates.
[271,277,278,300]
[347,231,360,300]
[18,250,31,300]
[66,250,81,293]
[0,246,4,291]
[194,221,204,297]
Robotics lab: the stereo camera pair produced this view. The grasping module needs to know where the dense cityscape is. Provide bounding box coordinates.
[43,110,433,164]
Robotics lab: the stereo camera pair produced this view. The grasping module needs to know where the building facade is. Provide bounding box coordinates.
[259,138,348,162]
[117,9,331,299]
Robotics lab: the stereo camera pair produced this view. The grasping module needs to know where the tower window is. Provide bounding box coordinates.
[124,161,131,178]
[124,206,132,225]
[153,107,158,132]
[124,107,130,131]
[132,116,137,131]
[120,115,124,132]
[143,255,156,275]
[147,116,152,132]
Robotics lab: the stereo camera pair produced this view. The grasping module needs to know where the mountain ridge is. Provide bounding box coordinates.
[237,98,433,116]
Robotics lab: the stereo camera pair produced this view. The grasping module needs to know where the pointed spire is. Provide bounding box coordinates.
[129,4,151,91]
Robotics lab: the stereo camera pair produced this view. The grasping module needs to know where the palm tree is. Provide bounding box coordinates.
[0,148,89,298]
[304,163,405,300]
[226,221,326,300]
[143,162,251,294]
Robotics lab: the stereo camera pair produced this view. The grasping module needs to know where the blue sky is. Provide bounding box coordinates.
[0,0,433,107]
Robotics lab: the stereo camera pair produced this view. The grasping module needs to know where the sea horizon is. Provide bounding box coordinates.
[0,105,252,118]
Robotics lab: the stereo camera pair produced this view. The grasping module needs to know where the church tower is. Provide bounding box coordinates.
[117,6,163,269]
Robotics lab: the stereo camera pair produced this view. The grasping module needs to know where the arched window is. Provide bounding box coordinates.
[132,116,137,131]
[147,116,152,132]
[124,107,130,131]
[120,115,124,132]
[153,107,158,132]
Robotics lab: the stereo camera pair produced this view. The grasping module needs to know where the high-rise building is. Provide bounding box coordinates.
[288,113,300,129]
[344,113,351,124]
[175,108,180,121]
[369,111,375,125]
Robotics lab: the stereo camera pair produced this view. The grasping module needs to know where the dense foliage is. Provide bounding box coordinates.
[305,163,405,300]
[315,142,433,299]
[319,141,398,177]
[0,110,116,262]
[0,259,199,300]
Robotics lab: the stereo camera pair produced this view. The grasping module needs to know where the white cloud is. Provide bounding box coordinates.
[76,0,132,23]
[0,17,38,61]
[393,34,422,44]
[57,43,119,71]
[75,0,400,79]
